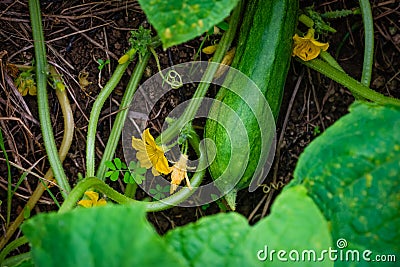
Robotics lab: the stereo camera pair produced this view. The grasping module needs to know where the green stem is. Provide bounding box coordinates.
[319,50,344,72]
[96,53,150,180]
[0,236,28,263]
[299,58,400,106]
[320,51,365,100]
[1,252,31,267]
[86,51,134,177]
[29,0,70,197]
[359,0,374,87]
[156,1,243,145]
[60,132,204,213]
[59,177,134,213]
[124,182,138,198]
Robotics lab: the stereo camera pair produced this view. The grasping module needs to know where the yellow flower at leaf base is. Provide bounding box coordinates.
[292,28,329,61]
[170,154,193,194]
[132,128,171,176]
[78,191,107,208]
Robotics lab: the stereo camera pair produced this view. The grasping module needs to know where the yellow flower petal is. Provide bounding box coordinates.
[132,136,146,151]
[96,199,107,206]
[78,199,93,208]
[154,155,171,175]
[292,28,329,61]
[151,167,160,176]
[132,128,171,175]
[84,191,99,202]
[143,128,156,147]
[79,191,107,207]
[29,85,37,96]
[136,151,152,168]
[170,155,192,193]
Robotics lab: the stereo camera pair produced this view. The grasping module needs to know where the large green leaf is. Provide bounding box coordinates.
[166,185,333,267]
[164,211,250,266]
[291,102,400,266]
[21,204,185,267]
[21,187,331,266]
[137,0,239,48]
[232,185,333,267]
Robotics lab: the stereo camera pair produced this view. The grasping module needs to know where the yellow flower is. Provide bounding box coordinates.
[170,154,192,194]
[78,191,107,208]
[15,75,37,96]
[292,28,329,61]
[132,129,171,176]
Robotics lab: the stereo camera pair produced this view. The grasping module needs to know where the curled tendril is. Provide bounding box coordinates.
[162,70,183,89]
[259,181,285,194]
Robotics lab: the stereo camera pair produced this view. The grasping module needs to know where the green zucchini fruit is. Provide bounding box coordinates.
[204,0,298,209]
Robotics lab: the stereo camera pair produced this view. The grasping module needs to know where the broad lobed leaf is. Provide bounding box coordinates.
[291,102,400,267]
[137,0,239,48]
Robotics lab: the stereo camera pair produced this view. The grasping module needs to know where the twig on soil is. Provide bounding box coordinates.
[65,20,119,60]
[47,43,75,70]
[307,69,326,130]
[0,117,34,139]
[0,65,75,251]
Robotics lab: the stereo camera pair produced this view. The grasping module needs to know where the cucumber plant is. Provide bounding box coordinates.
[2,0,400,265]
[204,0,298,208]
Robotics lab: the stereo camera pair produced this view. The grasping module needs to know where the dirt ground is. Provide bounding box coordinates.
[0,0,399,255]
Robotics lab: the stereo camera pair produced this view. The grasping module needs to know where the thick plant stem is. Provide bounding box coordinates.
[0,75,74,251]
[319,51,344,72]
[300,58,400,106]
[359,0,374,87]
[156,1,243,145]
[96,53,150,180]
[58,177,134,213]
[124,183,138,198]
[320,51,365,100]
[60,132,204,213]
[86,53,134,178]
[29,0,70,197]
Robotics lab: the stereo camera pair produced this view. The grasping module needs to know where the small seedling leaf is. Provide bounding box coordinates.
[114,158,122,170]
[104,160,116,171]
[110,171,119,182]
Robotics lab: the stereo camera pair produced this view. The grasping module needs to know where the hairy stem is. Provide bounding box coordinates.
[96,53,150,180]
[300,58,400,106]
[359,0,374,87]
[86,50,135,177]
[124,182,138,198]
[29,0,71,197]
